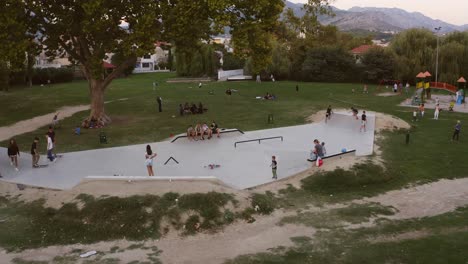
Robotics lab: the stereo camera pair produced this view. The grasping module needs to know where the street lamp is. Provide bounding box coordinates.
[434,26,442,84]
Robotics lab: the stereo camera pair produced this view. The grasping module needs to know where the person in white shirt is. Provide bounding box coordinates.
[45,133,55,162]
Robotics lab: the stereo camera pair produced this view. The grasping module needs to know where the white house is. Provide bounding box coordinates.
[133,43,170,73]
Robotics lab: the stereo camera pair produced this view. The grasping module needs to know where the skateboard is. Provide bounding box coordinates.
[204,164,221,170]
[33,164,49,168]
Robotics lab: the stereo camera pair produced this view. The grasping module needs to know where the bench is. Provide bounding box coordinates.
[307,149,356,162]
[171,128,244,143]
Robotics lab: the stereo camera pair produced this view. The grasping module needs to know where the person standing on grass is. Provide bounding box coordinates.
[145,145,157,176]
[405,82,410,94]
[412,109,418,122]
[31,137,40,168]
[7,139,20,171]
[452,120,461,141]
[419,104,425,118]
[360,111,367,132]
[271,156,277,180]
[363,84,368,94]
[296,84,299,92]
[434,104,440,120]
[157,96,162,112]
[45,133,55,162]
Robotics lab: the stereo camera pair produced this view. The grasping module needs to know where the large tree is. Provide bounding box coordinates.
[23,0,162,124]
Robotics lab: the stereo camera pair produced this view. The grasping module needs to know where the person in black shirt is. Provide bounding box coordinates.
[31,137,40,168]
[271,156,277,179]
[360,111,367,132]
[7,138,20,171]
[157,96,162,112]
[211,121,220,138]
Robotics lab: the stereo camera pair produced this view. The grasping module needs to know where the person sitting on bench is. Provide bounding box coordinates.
[211,121,220,138]
[195,123,203,140]
[187,125,195,141]
[202,123,212,139]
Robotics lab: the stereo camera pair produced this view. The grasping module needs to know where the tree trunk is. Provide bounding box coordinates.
[87,79,111,126]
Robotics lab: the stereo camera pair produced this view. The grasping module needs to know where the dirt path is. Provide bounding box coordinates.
[0,105,89,142]
[362,177,468,219]
[3,177,468,264]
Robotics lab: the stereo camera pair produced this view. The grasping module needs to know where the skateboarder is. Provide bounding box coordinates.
[325,105,333,123]
[31,137,40,168]
[7,138,20,171]
[360,111,367,132]
[271,156,277,180]
[452,120,461,141]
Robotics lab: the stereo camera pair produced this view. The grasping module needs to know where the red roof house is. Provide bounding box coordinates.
[350,45,373,55]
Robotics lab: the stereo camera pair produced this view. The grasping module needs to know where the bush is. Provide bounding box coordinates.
[251,192,277,215]
[30,67,74,85]
[184,215,201,235]
[301,163,395,197]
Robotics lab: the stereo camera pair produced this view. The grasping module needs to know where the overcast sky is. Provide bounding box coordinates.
[291,0,468,26]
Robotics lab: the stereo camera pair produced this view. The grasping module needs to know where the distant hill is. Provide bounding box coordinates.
[284,1,467,33]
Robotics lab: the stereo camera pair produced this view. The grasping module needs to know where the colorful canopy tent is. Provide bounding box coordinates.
[423,71,432,77]
[457,77,466,83]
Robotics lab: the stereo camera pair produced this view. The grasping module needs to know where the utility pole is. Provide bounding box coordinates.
[435,27,442,84]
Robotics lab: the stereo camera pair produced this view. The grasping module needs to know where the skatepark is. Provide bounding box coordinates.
[0,111,375,190]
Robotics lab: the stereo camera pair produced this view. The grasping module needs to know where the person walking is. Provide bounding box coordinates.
[271,156,277,180]
[145,145,157,176]
[45,133,55,162]
[434,104,440,120]
[360,111,367,132]
[296,84,299,92]
[7,138,20,171]
[452,120,461,141]
[157,96,162,112]
[47,126,56,155]
[31,137,40,168]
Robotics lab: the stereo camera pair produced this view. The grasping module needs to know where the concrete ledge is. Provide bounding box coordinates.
[85,176,218,181]
[307,149,356,162]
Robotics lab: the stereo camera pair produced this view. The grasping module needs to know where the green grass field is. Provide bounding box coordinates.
[1,73,468,261]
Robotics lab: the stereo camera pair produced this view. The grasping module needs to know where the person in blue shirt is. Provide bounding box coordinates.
[452,120,461,141]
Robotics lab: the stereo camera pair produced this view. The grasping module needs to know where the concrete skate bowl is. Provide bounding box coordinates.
[0,112,374,190]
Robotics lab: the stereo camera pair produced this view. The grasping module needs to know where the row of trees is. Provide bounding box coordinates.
[0,0,287,123]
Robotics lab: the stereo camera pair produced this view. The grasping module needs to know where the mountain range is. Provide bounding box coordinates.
[285,1,468,33]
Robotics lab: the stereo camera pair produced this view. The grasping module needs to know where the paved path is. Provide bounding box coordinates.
[0,112,375,190]
[0,105,90,142]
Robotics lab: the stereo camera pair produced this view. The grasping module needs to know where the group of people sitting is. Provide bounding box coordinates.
[179,102,206,116]
[263,93,276,100]
[187,121,221,141]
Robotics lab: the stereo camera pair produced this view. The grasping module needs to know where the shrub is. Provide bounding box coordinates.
[31,67,74,85]
[251,192,277,215]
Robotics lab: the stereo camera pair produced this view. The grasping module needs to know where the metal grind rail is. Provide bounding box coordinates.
[234,136,283,148]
